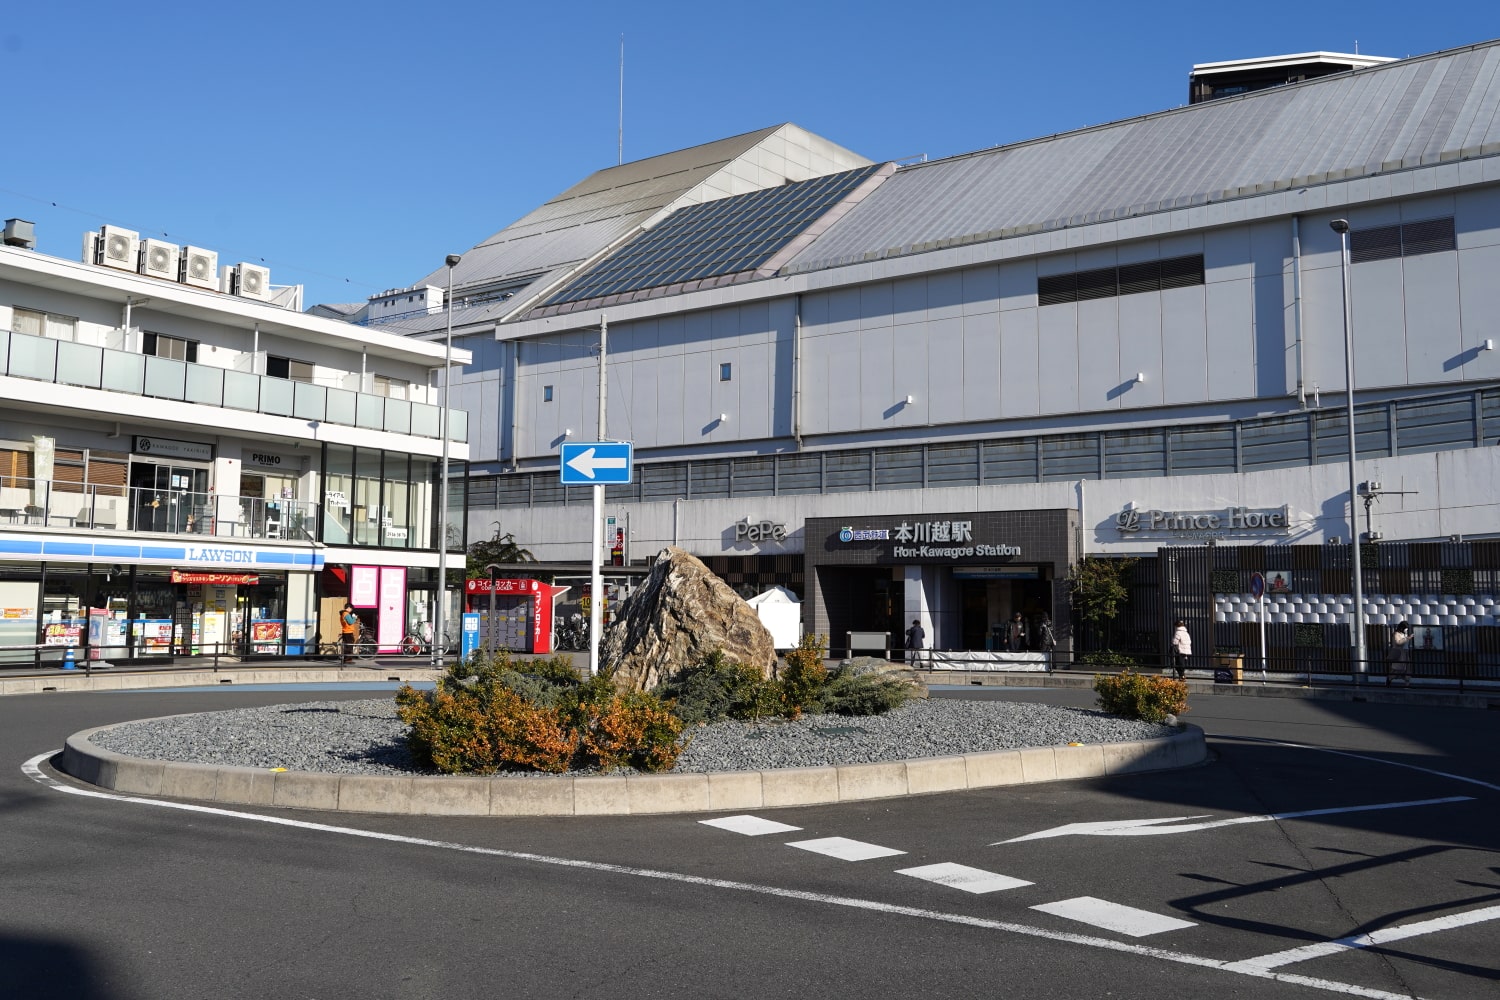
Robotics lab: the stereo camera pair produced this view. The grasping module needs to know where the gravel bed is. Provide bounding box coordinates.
[88,698,1177,777]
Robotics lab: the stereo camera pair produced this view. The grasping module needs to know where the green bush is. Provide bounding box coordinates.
[1080,649,1138,667]
[652,648,780,724]
[819,670,913,715]
[778,633,829,717]
[1092,670,1188,724]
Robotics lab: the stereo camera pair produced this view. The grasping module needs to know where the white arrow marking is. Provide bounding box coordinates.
[994,796,1473,844]
[565,447,627,480]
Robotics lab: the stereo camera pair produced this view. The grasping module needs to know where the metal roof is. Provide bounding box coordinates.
[785,40,1500,275]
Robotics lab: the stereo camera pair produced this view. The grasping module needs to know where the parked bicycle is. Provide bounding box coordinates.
[551,612,590,651]
[317,625,376,661]
[400,620,456,657]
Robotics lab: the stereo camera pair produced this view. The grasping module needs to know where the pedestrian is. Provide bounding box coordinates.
[1037,613,1057,671]
[1386,621,1412,687]
[340,603,360,663]
[1005,611,1028,652]
[1170,619,1191,680]
[905,618,925,664]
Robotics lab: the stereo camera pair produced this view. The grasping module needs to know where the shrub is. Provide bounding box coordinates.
[574,690,684,773]
[652,648,780,724]
[1080,649,1138,667]
[1093,670,1188,724]
[395,683,577,774]
[819,671,913,716]
[778,633,829,717]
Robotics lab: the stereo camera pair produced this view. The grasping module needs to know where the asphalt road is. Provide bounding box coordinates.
[2,683,1496,1000]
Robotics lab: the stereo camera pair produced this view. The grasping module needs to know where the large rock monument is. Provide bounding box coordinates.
[601,546,778,691]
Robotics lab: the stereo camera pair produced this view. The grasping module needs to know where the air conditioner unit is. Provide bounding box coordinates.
[82,231,100,264]
[179,246,218,289]
[139,239,180,280]
[97,225,140,271]
[233,261,271,300]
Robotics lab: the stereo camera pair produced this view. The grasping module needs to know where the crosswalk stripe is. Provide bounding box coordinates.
[896,862,1033,894]
[786,836,907,861]
[698,815,803,836]
[1031,896,1196,938]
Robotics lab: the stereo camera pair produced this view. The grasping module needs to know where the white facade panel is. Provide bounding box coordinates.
[1117,292,1163,408]
[1205,278,1254,400]
[1459,245,1500,375]
[1403,251,1462,385]
[1037,303,1079,414]
[1077,297,1121,408]
[1160,284,1208,404]
[960,313,1001,422]
[891,322,928,426]
[926,316,965,425]
[858,325,896,427]
[998,308,1040,418]
[1349,256,1408,387]
[823,329,862,432]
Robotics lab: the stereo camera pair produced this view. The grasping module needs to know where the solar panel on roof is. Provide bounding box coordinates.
[543,164,882,307]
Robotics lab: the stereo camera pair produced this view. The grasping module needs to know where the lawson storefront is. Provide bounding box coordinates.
[804,509,1078,657]
[0,532,322,667]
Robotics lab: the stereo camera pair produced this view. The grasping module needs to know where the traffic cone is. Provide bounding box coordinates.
[63,646,78,670]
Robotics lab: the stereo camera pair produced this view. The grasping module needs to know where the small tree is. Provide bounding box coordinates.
[1068,556,1138,654]
[467,522,535,579]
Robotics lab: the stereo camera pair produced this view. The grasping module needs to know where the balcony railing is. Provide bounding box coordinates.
[0,477,318,540]
[0,329,468,444]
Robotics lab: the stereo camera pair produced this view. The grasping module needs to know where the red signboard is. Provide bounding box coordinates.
[171,571,260,585]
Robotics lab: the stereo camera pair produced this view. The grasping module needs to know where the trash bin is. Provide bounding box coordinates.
[1213,653,1243,684]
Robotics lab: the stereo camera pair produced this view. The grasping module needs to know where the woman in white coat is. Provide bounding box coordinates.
[1170,619,1191,680]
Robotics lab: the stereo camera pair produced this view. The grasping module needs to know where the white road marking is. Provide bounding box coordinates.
[1225,736,1500,795]
[698,815,802,836]
[997,796,1474,844]
[19,751,1420,1000]
[895,862,1033,894]
[785,836,906,861]
[1031,896,1198,938]
[1224,903,1500,973]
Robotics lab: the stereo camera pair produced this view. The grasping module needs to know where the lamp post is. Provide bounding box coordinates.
[434,253,461,669]
[1330,219,1367,684]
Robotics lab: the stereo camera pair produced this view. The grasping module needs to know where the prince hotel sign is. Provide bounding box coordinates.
[1115,504,1290,537]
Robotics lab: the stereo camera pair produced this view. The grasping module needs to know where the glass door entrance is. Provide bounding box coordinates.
[129,462,209,534]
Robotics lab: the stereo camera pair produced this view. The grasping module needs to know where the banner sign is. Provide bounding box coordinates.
[171,571,259,585]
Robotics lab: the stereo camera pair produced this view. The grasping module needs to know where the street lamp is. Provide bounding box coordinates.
[1330,219,1367,684]
[434,252,461,669]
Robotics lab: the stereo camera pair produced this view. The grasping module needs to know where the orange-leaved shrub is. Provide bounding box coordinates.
[396,648,680,774]
[1092,670,1188,724]
[778,633,829,718]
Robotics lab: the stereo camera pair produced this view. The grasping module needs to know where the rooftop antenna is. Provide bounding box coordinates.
[618,34,625,165]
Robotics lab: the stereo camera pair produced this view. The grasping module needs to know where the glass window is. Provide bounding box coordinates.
[322,444,354,544]
[143,332,198,363]
[267,355,314,383]
[373,375,407,399]
[12,307,77,341]
[720,363,732,381]
[543,385,554,402]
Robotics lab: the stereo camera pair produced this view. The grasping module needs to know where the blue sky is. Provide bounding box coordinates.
[4,3,1496,310]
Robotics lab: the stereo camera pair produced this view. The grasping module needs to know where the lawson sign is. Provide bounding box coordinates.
[0,534,323,570]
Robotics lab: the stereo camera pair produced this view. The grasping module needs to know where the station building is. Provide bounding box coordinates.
[0,224,470,665]
[363,40,1500,671]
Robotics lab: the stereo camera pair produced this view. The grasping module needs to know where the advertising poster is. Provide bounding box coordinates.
[351,565,379,608]
[250,620,284,654]
[378,567,406,653]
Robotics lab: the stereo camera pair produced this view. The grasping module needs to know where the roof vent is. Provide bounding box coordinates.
[3,219,36,249]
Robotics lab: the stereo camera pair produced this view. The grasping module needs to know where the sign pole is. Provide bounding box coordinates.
[588,314,607,677]
[1259,587,1268,682]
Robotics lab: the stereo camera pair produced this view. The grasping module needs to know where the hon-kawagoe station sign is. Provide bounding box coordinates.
[1114,504,1291,537]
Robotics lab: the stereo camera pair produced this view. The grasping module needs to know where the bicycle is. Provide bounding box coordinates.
[321,625,377,661]
[400,621,455,657]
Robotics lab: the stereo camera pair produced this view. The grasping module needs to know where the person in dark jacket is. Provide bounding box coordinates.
[1004,612,1028,652]
[905,618,925,663]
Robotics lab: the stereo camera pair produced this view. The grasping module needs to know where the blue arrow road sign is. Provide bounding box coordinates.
[560,441,634,485]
